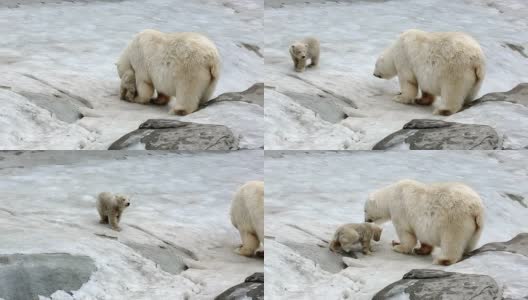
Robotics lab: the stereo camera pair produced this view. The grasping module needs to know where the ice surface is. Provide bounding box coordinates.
[264,0,528,150]
[0,0,263,149]
[0,150,264,299]
[264,150,528,299]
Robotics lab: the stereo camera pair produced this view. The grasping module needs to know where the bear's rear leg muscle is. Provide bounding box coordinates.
[434,84,465,116]
[236,232,259,257]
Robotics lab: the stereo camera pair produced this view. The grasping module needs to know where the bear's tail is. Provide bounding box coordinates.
[465,212,484,253]
[200,58,221,103]
[466,62,486,103]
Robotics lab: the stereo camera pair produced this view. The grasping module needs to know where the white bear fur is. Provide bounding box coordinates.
[230,181,264,257]
[374,29,486,115]
[117,29,220,115]
[96,192,131,232]
[329,222,383,255]
[364,179,484,265]
[289,37,320,72]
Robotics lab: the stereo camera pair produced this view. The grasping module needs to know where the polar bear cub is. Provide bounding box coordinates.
[289,37,320,72]
[96,192,131,232]
[364,179,484,265]
[329,223,383,255]
[230,181,264,257]
[116,29,221,115]
[373,29,486,115]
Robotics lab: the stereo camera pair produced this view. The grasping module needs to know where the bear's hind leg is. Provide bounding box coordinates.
[99,215,108,224]
[434,232,466,265]
[394,77,418,104]
[414,242,433,255]
[308,55,319,68]
[236,231,259,257]
[169,75,208,115]
[434,83,465,116]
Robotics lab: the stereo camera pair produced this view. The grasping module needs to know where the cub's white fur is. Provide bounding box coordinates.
[96,192,131,232]
[364,179,484,265]
[329,223,383,255]
[230,181,264,257]
[117,29,220,115]
[289,37,320,72]
[374,29,485,115]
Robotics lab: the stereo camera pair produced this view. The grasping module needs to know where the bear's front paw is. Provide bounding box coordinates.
[392,244,413,254]
[393,95,414,104]
[112,226,122,232]
[295,67,305,73]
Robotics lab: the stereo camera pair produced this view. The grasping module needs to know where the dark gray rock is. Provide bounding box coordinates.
[373,119,501,150]
[202,83,263,108]
[373,269,501,300]
[108,119,239,150]
[0,253,96,300]
[283,91,347,123]
[215,272,263,300]
[18,91,83,123]
[124,242,197,275]
[465,233,528,259]
[283,241,351,273]
[466,83,528,109]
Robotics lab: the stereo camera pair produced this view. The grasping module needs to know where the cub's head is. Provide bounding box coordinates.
[290,42,308,59]
[115,194,131,209]
[373,48,397,79]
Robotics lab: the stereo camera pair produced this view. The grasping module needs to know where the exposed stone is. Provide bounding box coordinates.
[466,83,528,109]
[373,269,501,300]
[108,119,239,150]
[124,242,196,275]
[215,272,264,300]
[0,253,96,300]
[202,83,263,108]
[373,119,501,150]
[465,233,528,259]
[282,241,351,273]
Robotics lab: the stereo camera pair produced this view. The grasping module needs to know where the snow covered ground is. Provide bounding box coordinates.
[264,150,528,299]
[0,0,263,150]
[264,0,528,150]
[0,150,263,299]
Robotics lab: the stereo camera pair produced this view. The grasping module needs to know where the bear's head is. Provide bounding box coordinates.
[373,48,397,79]
[115,194,131,209]
[290,42,308,59]
[364,193,390,224]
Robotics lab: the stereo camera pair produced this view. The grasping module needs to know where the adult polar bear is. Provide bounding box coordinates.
[230,181,264,257]
[117,29,220,115]
[374,29,485,116]
[364,179,484,265]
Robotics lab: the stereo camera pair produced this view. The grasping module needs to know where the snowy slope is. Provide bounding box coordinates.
[0,150,264,299]
[264,151,528,299]
[0,0,263,150]
[264,0,528,150]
